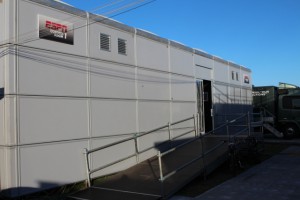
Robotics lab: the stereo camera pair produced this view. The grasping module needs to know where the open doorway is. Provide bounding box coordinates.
[196,80,213,133]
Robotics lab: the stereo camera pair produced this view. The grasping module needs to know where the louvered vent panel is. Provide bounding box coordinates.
[118,38,127,55]
[100,33,111,51]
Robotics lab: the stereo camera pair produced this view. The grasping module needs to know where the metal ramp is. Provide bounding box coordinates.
[68,137,228,200]
[67,187,160,200]
[68,113,263,200]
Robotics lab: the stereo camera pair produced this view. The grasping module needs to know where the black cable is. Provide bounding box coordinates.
[18,0,157,45]
[2,47,194,84]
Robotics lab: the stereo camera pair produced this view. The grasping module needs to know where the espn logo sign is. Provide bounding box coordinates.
[244,75,250,84]
[39,15,74,45]
[45,20,68,39]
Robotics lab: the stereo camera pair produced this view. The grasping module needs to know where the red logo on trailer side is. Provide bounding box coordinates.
[39,15,74,45]
[45,20,68,33]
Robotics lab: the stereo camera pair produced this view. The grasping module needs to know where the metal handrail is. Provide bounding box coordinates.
[160,137,198,157]
[230,127,249,139]
[261,107,276,119]
[158,140,226,182]
[156,112,253,196]
[86,116,194,155]
[84,114,198,187]
[206,113,247,135]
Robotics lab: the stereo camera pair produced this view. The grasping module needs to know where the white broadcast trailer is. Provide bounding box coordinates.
[0,0,252,197]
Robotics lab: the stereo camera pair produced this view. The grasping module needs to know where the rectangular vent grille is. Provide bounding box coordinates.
[118,38,127,55]
[100,33,111,51]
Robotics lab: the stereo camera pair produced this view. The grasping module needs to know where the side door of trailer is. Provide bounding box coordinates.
[196,80,213,134]
[196,80,205,134]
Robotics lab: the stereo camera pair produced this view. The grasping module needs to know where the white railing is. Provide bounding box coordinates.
[83,114,199,187]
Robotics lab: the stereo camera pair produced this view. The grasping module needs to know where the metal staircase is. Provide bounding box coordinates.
[263,123,283,138]
[260,108,283,138]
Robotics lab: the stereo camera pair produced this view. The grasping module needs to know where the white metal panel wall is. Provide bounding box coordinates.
[0,0,16,44]
[90,137,137,177]
[1,0,17,94]
[247,89,252,105]
[19,141,88,193]
[90,99,137,137]
[227,86,241,105]
[0,147,18,193]
[170,47,194,76]
[0,1,4,43]
[228,86,234,104]
[5,50,17,94]
[89,23,135,66]
[214,84,228,106]
[171,102,195,130]
[241,88,247,105]
[195,66,212,80]
[235,87,241,104]
[172,102,195,121]
[138,130,169,152]
[18,96,89,144]
[136,37,169,71]
[0,1,5,46]
[194,54,213,69]
[171,75,195,101]
[229,66,240,85]
[194,54,213,80]
[90,60,135,99]
[18,0,87,56]
[137,69,170,101]
[3,96,17,146]
[18,47,88,96]
[0,147,3,190]
[213,61,228,83]
[0,48,4,89]
[138,101,170,132]
[0,98,4,146]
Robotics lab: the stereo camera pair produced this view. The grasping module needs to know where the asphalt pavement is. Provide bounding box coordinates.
[173,145,300,200]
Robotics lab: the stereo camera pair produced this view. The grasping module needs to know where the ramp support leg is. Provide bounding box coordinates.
[84,148,92,187]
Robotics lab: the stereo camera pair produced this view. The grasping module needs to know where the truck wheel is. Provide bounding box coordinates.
[283,124,299,139]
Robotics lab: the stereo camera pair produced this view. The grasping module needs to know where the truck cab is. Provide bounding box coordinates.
[253,84,300,138]
[278,88,300,137]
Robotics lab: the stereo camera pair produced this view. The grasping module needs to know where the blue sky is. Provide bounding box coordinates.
[61,0,300,87]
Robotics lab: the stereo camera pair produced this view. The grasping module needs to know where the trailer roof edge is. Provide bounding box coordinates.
[29,0,87,17]
[27,0,251,72]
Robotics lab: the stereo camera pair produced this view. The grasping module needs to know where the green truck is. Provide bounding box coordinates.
[253,83,300,138]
